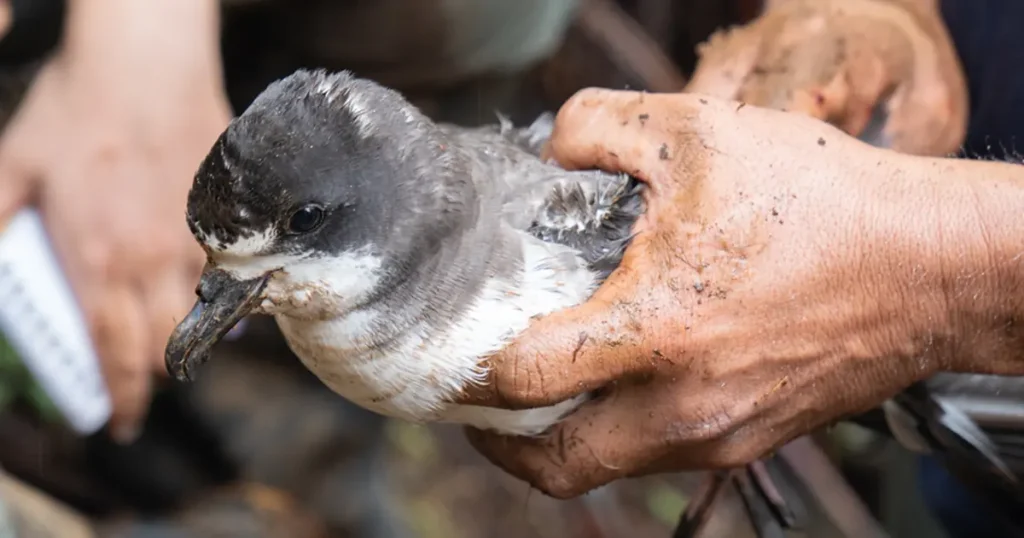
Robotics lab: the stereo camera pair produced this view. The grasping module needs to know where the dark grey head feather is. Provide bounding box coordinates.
[186,69,480,278]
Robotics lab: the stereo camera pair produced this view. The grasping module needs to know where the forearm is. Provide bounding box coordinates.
[903,155,1024,374]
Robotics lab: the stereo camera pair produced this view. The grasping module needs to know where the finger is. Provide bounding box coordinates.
[684,25,764,98]
[0,136,34,228]
[142,268,197,376]
[465,383,694,498]
[0,164,30,228]
[545,88,709,196]
[466,380,764,498]
[86,283,152,443]
[468,371,781,498]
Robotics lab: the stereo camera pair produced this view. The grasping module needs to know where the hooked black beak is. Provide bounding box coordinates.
[165,267,269,382]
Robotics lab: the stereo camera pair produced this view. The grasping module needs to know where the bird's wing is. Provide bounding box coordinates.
[438,111,554,158]
[879,374,1024,503]
[925,374,1024,476]
[440,113,646,280]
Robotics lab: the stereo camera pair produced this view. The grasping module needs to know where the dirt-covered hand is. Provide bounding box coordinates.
[460,88,975,498]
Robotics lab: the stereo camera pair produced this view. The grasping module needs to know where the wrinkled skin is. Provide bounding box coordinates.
[457,88,1024,499]
[0,0,230,442]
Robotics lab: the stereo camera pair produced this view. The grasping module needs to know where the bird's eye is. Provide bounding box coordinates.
[288,205,325,234]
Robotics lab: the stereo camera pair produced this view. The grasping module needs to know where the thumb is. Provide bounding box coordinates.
[544,87,718,201]
[0,147,33,229]
[0,94,43,228]
[463,259,661,410]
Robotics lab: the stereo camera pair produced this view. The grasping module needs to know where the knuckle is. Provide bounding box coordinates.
[555,88,612,131]
[492,355,559,409]
[706,433,764,468]
[86,306,116,342]
[104,354,146,383]
[78,240,115,278]
[665,404,741,446]
[565,87,616,109]
[131,238,171,268]
[534,469,588,499]
[132,240,190,275]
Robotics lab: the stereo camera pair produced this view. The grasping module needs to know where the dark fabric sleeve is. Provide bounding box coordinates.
[940,0,1024,160]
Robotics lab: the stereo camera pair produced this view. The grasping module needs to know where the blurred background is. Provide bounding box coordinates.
[0,0,1016,537]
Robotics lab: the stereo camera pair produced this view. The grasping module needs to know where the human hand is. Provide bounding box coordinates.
[686,0,966,156]
[459,88,976,498]
[0,0,230,442]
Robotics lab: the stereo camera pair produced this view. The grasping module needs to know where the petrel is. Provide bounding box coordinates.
[163,69,1023,534]
[164,69,643,437]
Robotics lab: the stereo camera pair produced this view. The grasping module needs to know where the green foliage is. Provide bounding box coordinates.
[0,332,63,424]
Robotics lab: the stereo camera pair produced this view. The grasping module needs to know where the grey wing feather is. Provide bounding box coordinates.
[439,112,646,280]
[927,374,1024,479]
[439,111,554,157]
[496,111,555,157]
[885,375,1024,495]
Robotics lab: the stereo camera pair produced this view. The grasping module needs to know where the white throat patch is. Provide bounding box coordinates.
[202,230,384,320]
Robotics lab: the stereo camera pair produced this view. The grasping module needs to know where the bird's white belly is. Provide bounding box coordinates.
[274,234,601,436]
[278,315,590,436]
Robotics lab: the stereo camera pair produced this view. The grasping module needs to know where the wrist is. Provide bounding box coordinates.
[883,154,1024,374]
[939,158,1024,374]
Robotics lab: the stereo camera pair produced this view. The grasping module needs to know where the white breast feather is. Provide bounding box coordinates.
[275,231,599,436]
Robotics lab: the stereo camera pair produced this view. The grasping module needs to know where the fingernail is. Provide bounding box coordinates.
[112,423,141,445]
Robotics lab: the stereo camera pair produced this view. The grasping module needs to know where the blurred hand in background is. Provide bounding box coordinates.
[0,0,231,442]
[685,0,967,156]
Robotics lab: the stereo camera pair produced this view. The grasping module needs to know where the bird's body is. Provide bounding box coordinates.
[170,69,642,436]
[267,118,632,433]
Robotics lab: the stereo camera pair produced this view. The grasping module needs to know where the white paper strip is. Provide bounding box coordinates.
[0,209,111,435]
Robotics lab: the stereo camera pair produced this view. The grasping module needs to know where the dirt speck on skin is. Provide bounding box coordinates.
[651,349,674,367]
[659,143,671,160]
[626,313,644,334]
[638,113,649,126]
[605,336,626,348]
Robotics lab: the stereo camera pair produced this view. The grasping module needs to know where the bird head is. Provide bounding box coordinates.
[165,69,472,382]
